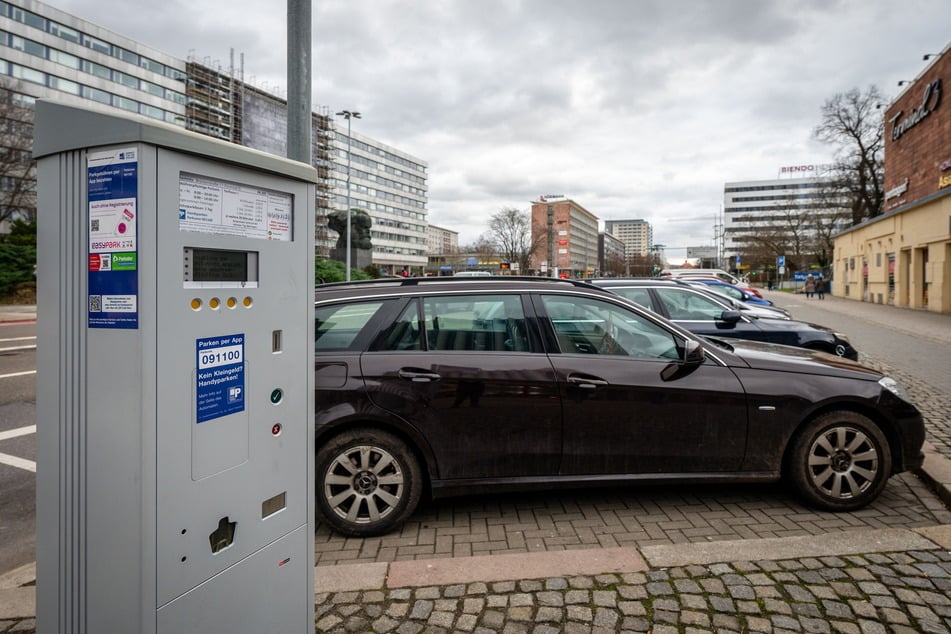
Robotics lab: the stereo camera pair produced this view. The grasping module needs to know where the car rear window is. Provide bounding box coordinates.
[315,301,388,352]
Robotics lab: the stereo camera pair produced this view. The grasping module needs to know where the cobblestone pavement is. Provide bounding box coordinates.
[310,549,951,634]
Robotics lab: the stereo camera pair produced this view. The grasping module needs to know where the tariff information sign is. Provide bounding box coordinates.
[87,147,138,329]
[196,334,245,424]
[178,173,292,241]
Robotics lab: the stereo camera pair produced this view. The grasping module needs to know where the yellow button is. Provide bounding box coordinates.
[209,297,220,309]
[227,297,237,309]
[190,298,202,310]
[243,296,253,308]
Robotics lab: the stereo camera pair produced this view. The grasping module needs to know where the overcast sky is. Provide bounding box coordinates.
[52,0,951,253]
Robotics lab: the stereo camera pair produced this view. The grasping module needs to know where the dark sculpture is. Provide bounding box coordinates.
[328,209,372,250]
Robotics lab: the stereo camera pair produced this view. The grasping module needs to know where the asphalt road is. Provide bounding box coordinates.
[0,321,37,575]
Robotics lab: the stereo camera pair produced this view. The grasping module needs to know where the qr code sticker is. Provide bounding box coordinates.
[91,219,100,231]
[89,295,102,312]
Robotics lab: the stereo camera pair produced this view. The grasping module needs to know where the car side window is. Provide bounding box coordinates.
[606,286,654,311]
[374,300,422,351]
[316,301,388,352]
[656,289,726,321]
[423,294,530,352]
[541,295,679,359]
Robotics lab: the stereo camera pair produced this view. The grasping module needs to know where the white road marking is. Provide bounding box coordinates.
[0,345,36,353]
[0,452,36,473]
[0,370,36,380]
[0,425,35,442]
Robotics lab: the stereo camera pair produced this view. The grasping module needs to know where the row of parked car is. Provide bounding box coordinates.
[312,275,924,536]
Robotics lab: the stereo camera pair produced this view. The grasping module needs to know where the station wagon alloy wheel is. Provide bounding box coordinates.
[808,426,878,499]
[316,429,422,536]
[789,411,891,511]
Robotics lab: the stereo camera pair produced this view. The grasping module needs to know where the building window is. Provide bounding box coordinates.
[49,75,80,95]
[114,70,138,89]
[86,61,111,80]
[140,104,164,120]
[83,35,110,56]
[11,64,44,85]
[140,57,165,74]
[84,86,112,105]
[49,22,80,44]
[114,47,138,64]
[115,96,138,112]
[140,80,164,97]
[48,48,81,70]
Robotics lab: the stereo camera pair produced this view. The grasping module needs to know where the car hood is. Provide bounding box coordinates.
[704,337,879,380]
[748,317,836,336]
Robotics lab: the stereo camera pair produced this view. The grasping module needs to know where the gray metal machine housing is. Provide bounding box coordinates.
[34,100,316,633]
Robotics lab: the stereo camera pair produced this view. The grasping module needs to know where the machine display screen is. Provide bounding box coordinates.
[184,248,259,287]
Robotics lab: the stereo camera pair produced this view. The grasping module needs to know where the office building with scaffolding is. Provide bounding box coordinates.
[0,0,428,271]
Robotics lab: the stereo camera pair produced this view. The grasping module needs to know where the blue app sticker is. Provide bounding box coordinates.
[196,334,245,423]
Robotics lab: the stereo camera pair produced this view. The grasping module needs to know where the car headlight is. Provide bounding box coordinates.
[834,332,850,344]
[879,376,910,402]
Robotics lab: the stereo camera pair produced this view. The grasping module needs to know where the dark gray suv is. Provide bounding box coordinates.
[314,277,923,536]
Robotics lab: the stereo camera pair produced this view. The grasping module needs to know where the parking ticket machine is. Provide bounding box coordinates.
[34,101,315,633]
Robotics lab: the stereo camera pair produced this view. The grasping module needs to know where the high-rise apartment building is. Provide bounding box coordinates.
[426,224,458,255]
[603,219,652,259]
[530,198,598,277]
[332,126,427,274]
[0,0,428,272]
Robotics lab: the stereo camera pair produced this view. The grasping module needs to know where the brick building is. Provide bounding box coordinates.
[833,41,951,313]
[530,198,599,277]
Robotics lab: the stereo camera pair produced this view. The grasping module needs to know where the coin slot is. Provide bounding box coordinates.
[272,329,283,353]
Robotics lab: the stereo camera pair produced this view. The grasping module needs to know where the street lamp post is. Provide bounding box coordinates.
[335,110,361,281]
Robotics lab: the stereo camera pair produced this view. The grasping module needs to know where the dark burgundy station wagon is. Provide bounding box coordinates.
[314,277,924,536]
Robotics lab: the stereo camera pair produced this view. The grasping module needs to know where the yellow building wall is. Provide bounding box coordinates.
[833,193,951,314]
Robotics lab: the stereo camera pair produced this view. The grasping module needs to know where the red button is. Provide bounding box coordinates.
[271,423,282,436]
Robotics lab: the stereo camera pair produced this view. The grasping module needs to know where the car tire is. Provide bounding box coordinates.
[316,428,423,537]
[788,411,891,511]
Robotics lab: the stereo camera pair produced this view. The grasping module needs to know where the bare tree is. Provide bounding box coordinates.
[487,207,544,272]
[813,86,885,225]
[807,183,851,271]
[0,83,36,229]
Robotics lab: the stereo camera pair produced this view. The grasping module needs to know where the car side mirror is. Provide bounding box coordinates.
[661,339,705,381]
[718,310,742,323]
[683,339,705,365]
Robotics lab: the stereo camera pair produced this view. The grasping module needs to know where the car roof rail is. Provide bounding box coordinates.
[315,275,603,291]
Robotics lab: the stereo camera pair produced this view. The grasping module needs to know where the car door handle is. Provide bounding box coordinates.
[567,375,609,389]
[398,369,441,383]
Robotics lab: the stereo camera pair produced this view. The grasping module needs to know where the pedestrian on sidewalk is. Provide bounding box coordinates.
[804,273,816,299]
[817,276,826,300]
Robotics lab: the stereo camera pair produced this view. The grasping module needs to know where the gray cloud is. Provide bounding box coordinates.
[53,0,951,252]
